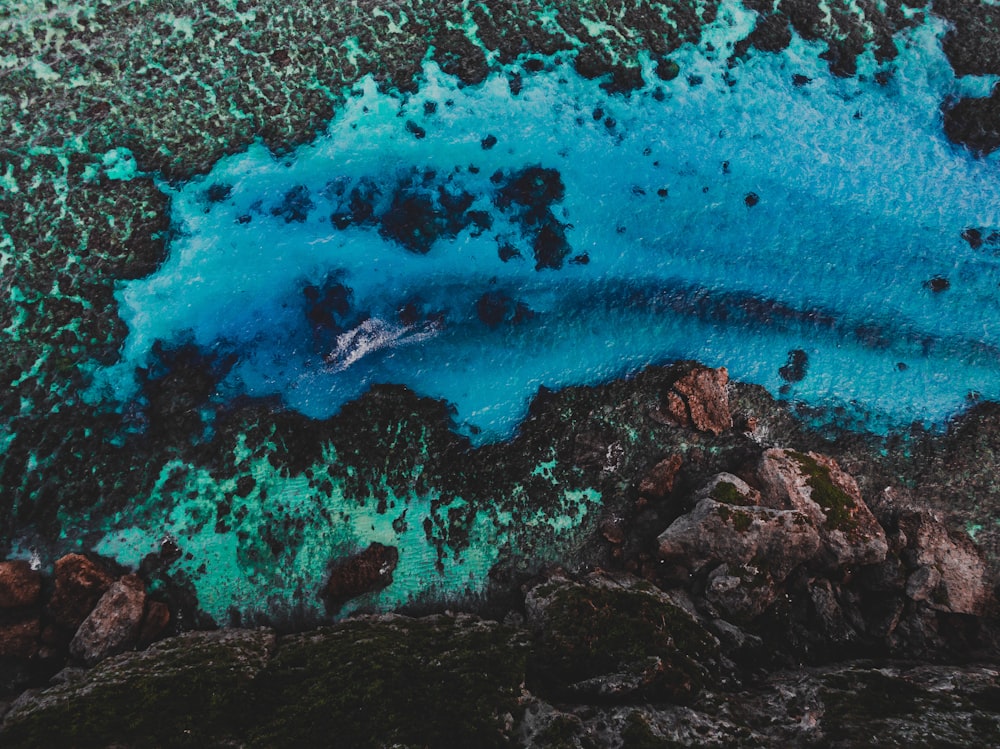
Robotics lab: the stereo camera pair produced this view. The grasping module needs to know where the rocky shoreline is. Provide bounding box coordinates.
[5,0,1000,744]
[2,363,998,746]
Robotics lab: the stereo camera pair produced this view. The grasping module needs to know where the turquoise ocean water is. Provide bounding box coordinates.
[79,8,1000,618]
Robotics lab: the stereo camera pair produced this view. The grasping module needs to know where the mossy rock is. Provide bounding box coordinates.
[789,451,855,530]
[0,616,527,749]
[526,575,719,703]
[0,629,276,748]
[249,615,527,748]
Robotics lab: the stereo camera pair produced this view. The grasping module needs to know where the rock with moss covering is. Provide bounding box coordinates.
[756,449,888,569]
[525,572,719,704]
[657,474,821,582]
[0,628,277,748]
[252,614,526,748]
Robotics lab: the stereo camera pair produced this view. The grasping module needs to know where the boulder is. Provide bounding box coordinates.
[664,366,733,435]
[69,575,147,666]
[705,564,779,622]
[755,449,888,569]
[657,474,820,582]
[0,561,42,610]
[321,543,399,614]
[46,554,115,633]
[895,508,991,616]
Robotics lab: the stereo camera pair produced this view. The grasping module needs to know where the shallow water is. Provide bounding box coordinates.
[81,7,1000,617]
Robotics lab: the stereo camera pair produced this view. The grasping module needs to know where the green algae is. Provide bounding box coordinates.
[790,451,855,531]
[716,503,754,533]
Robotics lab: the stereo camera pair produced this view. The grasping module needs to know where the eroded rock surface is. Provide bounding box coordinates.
[664,365,733,436]
[69,574,147,667]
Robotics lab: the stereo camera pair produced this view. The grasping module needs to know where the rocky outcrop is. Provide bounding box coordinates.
[657,474,821,582]
[1,617,525,749]
[69,575,147,666]
[755,449,888,569]
[653,449,995,662]
[663,365,733,435]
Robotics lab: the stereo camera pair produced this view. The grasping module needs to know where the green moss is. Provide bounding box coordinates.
[715,503,754,532]
[0,632,272,748]
[1,619,527,749]
[711,480,745,505]
[790,451,855,530]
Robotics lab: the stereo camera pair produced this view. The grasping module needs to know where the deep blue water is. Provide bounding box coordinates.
[91,17,1000,444]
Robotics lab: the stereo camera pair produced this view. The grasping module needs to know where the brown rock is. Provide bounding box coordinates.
[755,449,888,569]
[69,574,147,666]
[896,508,991,615]
[0,560,42,609]
[137,600,172,648]
[664,365,733,435]
[47,554,115,632]
[321,543,399,613]
[638,454,683,501]
[657,474,821,583]
[0,617,40,659]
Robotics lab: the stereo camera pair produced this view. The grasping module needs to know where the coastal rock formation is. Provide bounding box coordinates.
[525,572,719,704]
[657,474,821,581]
[664,365,733,436]
[755,449,888,569]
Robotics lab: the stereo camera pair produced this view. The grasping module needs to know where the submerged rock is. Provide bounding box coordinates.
[321,543,399,614]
